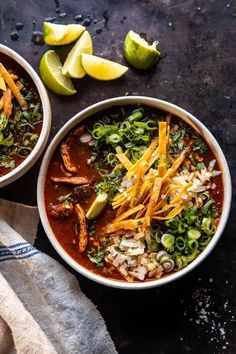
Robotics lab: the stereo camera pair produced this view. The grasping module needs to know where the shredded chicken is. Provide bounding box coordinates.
[60,164,73,177]
[74,203,88,253]
[48,202,74,218]
[51,176,90,185]
[60,142,77,173]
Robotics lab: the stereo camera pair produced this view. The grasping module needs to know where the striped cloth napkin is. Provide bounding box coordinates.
[0,199,117,354]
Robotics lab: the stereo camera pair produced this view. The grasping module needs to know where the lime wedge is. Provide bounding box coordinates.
[86,192,108,220]
[124,30,160,70]
[62,31,93,78]
[39,50,77,95]
[81,54,128,80]
[43,22,85,45]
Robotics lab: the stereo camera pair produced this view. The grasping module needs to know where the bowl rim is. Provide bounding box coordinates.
[0,44,51,187]
[37,96,232,290]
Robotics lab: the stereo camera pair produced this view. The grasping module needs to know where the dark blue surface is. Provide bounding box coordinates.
[0,0,235,353]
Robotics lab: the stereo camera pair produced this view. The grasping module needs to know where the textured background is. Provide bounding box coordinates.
[0,0,236,353]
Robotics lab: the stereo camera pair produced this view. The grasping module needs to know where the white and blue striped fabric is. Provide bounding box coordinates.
[0,242,39,262]
[0,199,117,354]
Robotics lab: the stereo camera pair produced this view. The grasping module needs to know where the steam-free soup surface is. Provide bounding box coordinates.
[45,105,223,282]
[0,53,42,176]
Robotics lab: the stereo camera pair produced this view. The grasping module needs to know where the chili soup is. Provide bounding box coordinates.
[0,53,43,177]
[44,104,223,283]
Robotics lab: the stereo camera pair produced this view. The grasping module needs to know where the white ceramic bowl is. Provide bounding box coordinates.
[37,96,232,289]
[0,44,51,187]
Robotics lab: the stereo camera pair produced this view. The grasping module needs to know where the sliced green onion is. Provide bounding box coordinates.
[187,228,201,240]
[115,145,123,153]
[22,111,30,120]
[187,239,198,252]
[185,252,198,263]
[134,127,145,135]
[124,131,135,141]
[161,233,175,249]
[199,235,211,247]
[176,237,185,251]
[106,152,117,166]
[140,135,150,143]
[145,120,157,130]
[108,134,122,144]
[139,145,147,155]
[133,121,147,129]
[120,121,131,131]
[178,222,186,234]
[201,217,215,235]
[201,200,214,215]
[180,256,190,268]
[160,255,174,272]
[131,149,140,162]
[92,128,104,139]
[156,250,167,262]
[93,122,103,129]
[0,133,14,147]
[174,255,183,270]
[127,109,143,122]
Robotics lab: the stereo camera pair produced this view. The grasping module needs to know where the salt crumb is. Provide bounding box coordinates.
[209,278,213,283]
[183,287,235,351]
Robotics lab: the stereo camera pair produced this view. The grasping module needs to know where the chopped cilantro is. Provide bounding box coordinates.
[0,88,42,174]
[196,162,205,170]
[192,137,208,155]
[88,223,95,236]
[95,168,123,202]
[87,247,105,267]
[87,239,110,268]
[169,122,193,157]
[58,193,72,207]
[0,155,15,169]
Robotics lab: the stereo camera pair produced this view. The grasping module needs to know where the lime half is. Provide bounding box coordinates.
[124,30,160,70]
[62,31,93,78]
[81,54,128,80]
[43,22,85,46]
[39,50,77,95]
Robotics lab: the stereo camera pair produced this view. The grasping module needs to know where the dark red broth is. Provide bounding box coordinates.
[0,53,42,177]
[44,106,224,281]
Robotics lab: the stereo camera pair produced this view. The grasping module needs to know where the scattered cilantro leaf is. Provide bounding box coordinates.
[58,193,72,207]
[87,247,105,267]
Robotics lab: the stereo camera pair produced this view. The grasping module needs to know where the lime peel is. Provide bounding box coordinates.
[81,54,128,81]
[124,30,161,70]
[62,31,93,78]
[43,22,85,46]
[39,50,77,96]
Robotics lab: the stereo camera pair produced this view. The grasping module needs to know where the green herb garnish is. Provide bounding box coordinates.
[196,162,205,170]
[90,107,157,167]
[58,193,72,207]
[0,90,42,173]
[87,247,105,267]
[192,137,208,155]
[148,200,216,271]
[95,168,123,202]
